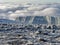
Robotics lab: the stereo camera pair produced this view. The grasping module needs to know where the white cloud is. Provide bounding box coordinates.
[41,8,60,16]
[0,3,60,20]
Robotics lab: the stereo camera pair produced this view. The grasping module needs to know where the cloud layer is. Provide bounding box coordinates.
[0,3,60,20]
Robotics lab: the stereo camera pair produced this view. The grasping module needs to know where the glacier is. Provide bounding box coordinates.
[16,16,60,25]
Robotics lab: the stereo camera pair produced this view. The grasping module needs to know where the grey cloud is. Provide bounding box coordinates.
[0,3,60,20]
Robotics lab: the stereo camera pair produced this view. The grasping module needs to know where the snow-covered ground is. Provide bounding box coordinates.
[0,23,60,45]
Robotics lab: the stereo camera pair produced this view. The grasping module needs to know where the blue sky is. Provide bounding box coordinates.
[0,0,60,4]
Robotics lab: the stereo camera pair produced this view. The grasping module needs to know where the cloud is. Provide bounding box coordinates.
[0,3,60,20]
[41,8,60,16]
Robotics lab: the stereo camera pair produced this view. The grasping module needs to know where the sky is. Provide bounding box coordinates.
[0,0,60,4]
